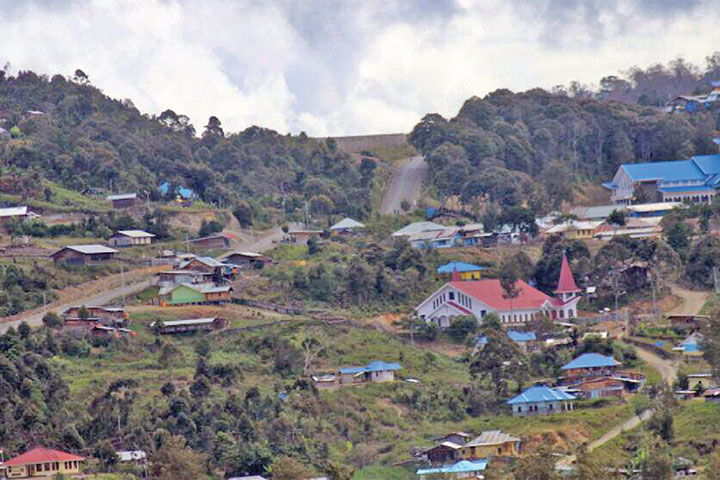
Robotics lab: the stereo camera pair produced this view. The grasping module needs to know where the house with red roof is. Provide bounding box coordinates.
[415,253,580,327]
[2,446,84,478]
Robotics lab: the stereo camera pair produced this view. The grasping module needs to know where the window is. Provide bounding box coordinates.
[517,406,522,412]
[449,292,455,300]
[480,310,486,318]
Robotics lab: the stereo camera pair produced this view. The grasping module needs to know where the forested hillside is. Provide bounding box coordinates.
[0,70,375,222]
[409,86,719,213]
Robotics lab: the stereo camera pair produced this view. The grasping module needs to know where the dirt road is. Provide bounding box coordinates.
[0,278,154,333]
[634,346,678,385]
[668,283,709,316]
[380,156,427,214]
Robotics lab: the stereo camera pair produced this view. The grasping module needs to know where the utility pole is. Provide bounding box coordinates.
[304,200,309,230]
[121,262,126,306]
[714,266,719,296]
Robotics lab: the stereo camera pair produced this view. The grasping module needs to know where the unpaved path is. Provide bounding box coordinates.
[668,283,709,316]
[380,156,427,214]
[634,345,678,385]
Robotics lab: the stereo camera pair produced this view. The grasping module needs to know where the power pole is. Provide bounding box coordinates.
[714,266,719,296]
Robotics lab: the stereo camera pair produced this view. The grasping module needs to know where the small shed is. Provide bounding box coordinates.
[51,245,118,265]
[338,360,402,385]
[109,229,156,247]
[107,193,138,209]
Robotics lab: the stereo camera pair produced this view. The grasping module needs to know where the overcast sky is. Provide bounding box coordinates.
[2,0,719,136]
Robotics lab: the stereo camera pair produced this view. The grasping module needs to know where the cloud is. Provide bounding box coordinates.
[0,0,719,136]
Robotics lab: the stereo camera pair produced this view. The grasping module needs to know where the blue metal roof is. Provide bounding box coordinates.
[561,353,620,370]
[657,185,715,193]
[621,160,706,183]
[507,385,576,405]
[691,154,720,175]
[437,261,484,274]
[339,361,402,374]
[416,459,488,475]
[507,330,537,342]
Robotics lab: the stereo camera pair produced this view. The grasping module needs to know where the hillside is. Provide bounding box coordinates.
[0,71,376,224]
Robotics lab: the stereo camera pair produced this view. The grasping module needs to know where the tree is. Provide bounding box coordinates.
[307,236,320,255]
[78,305,89,321]
[158,343,185,369]
[665,221,692,260]
[269,455,314,480]
[447,316,479,342]
[17,321,31,339]
[511,446,559,480]
[607,209,626,229]
[42,312,63,329]
[150,434,210,480]
[470,313,524,398]
[294,327,328,375]
[233,201,254,227]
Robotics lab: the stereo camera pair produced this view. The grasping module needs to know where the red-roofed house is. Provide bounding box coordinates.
[2,447,84,478]
[415,253,580,327]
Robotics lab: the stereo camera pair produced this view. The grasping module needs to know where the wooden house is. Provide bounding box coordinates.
[574,377,624,399]
[460,430,521,459]
[434,432,472,446]
[150,317,227,334]
[62,306,127,326]
[156,270,213,287]
[424,442,462,464]
[223,251,272,268]
[187,234,231,250]
[158,283,232,305]
[109,229,155,247]
[560,353,620,380]
[2,447,84,478]
[51,245,118,266]
[107,193,138,209]
[288,229,322,243]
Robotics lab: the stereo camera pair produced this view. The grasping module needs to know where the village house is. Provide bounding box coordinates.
[506,330,539,353]
[687,373,714,391]
[222,251,272,268]
[416,253,581,327]
[91,324,135,338]
[573,377,625,399]
[0,205,36,223]
[407,228,460,249]
[51,244,118,265]
[338,361,402,385]
[434,432,473,446]
[545,220,602,240]
[674,333,704,356]
[178,256,236,281]
[593,216,664,240]
[437,262,484,280]
[62,306,127,326]
[416,459,487,479]
[604,143,720,205]
[150,317,227,334]
[570,204,623,221]
[507,385,576,417]
[330,217,366,235]
[423,442,463,465]
[287,229,323,243]
[108,229,155,247]
[158,283,232,305]
[156,270,213,287]
[668,314,708,332]
[107,193,138,209]
[460,430,521,459]
[187,234,231,250]
[560,353,621,380]
[2,447,84,478]
[116,450,147,464]
[392,221,446,238]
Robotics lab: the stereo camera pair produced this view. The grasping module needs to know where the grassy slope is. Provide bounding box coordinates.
[55,304,643,480]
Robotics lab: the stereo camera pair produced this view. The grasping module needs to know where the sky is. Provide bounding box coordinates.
[1,0,719,136]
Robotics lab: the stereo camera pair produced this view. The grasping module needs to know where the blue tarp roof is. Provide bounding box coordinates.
[677,333,703,352]
[507,330,537,342]
[339,361,402,375]
[159,182,196,199]
[561,353,620,370]
[437,261,484,274]
[416,459,488,475]
[507,385,576,405]
[621,160,706,183]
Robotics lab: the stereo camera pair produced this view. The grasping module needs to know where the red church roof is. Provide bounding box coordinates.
[451,279,553,311]
[3,447,85,467]
[554,253,580,294]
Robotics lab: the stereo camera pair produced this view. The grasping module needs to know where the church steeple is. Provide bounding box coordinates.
[554,252,580,296]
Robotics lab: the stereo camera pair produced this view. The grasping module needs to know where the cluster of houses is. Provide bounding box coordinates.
[665,81,720,114]
[50,229,156,266]
[155,255,235,306]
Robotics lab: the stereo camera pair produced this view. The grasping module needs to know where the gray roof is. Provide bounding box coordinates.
[570,204,624,219]
[330,217,366,230]
[392,221,445,237]
[62,244,118,255]
[107,193,137,201]
[464,430,521,447]
[150,317,219,328]
[115,229,156,238]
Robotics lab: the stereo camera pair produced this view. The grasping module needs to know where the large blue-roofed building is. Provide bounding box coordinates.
[416,459,488,479]
[604,148,720,205]
[506,385,576,417]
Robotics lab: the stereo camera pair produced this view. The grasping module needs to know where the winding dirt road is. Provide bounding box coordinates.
[380,155,427,214]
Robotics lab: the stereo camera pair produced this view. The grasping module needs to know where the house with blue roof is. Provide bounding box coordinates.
[338,361,402,385]
[561,353,620,378]
[673,333,703,356]
[437,262,484,280]
[507,385,576,417]
[416,459,487,479]
[604,144,720,205]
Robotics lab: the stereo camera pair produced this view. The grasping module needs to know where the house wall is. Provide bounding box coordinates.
[111,198,136,209]
[205,291,231,303]
[6,460,82,478]
[191,237,230,249]
[511,400,573,417]
[461,442,519,459]
[370,370,395,382]
[458,270,482,280]
[109,236,133,247]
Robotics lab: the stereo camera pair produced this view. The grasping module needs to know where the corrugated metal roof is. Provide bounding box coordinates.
[150,317,218,327]
[416,459,487,475]
[63,244,119,255]
[507,385,576,405]
[464,430,521,447]
[691,154,720,175]
[436,262,484,273]
[0,206,28,217]
[561,353,620,370]
[339,360,402,374]
[116,229,156,238]
[570,204,624,219]
[330,217,366,230]
[107,193,137,201]
[657,185,715,193]
[392,221,446,237]
[626,202,682,213]
[507,331,537,342]
[622,160,706,182]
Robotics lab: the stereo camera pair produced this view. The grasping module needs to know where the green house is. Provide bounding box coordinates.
[167,284,206,305]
